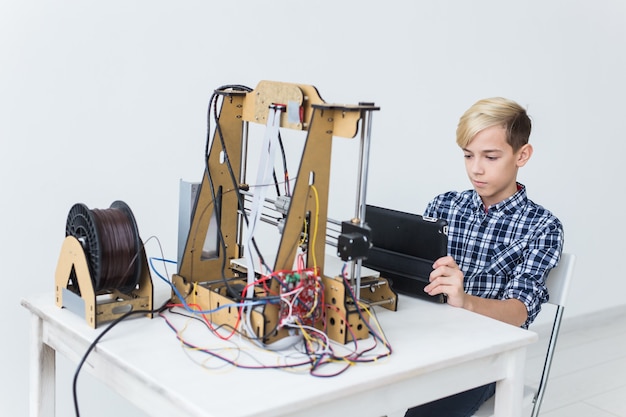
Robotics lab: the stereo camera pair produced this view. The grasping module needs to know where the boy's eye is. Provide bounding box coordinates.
[486,156,498,161]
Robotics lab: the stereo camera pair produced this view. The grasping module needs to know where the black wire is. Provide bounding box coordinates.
[197,85,263,300]
[341,275,393,357]
[72,299,170,417]
[195,84,302,344]
[277,132,290,196]
[207,85,272,279]
[272,169,281,196]
[207,86,292,274]
[271,132,289,197]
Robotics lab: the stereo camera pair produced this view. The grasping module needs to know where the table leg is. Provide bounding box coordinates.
[30,314,55,417]
[493,347,526,417]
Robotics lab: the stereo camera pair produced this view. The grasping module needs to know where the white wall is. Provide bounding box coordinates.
[2,0,624,415]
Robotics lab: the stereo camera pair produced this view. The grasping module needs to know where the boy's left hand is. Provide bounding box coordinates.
[424,256,467,308]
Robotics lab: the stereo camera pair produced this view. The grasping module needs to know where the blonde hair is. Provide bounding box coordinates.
[456,97,531,152]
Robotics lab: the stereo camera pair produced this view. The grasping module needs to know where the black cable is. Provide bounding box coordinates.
[277,132,290,196]
[208,86,272,278]
[196,85,263,300]
[272,169,281,196]
[72,299,170,417]
[194,84,300,347]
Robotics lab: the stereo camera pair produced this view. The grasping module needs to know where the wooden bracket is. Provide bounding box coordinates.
[321,275,397,344]
[54,236,153,328]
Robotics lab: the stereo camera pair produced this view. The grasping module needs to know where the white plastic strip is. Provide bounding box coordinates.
[244,105,283,298]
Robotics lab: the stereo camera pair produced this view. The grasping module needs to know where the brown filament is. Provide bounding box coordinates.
[91,207,139,291]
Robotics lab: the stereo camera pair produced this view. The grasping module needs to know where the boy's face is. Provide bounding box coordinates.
[462,124,532,208]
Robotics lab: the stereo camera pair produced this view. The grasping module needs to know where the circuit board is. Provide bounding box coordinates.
[277,269,323,328]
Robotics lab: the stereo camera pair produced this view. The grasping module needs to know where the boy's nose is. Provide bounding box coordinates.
[470,159,484,174]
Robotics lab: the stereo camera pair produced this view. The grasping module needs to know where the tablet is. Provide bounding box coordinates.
[362,204,449,302]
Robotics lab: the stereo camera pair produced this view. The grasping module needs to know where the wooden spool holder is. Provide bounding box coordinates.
[55,235,154,328]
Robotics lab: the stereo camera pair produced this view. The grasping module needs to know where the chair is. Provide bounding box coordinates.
[472,252,576,417]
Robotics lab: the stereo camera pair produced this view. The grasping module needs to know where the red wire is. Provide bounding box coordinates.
[167,302,240,341]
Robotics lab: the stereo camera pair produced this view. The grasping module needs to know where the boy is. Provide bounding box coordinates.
[405,97,564,417]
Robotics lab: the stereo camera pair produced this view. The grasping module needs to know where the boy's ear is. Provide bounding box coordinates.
[516,143,533,167]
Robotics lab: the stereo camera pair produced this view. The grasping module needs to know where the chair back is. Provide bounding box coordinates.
[471,252,576,417]
[545,253,576,308]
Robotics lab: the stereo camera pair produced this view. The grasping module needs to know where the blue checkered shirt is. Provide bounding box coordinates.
[424,184,564,328]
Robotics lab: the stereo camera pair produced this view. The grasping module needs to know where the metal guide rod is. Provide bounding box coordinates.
[238,120,250,251]
[350,107,375,300]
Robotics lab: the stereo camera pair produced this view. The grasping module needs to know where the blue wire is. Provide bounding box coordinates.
[148,256,274,315]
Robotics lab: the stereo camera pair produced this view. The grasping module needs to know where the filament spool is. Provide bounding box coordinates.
[65,201,142,293]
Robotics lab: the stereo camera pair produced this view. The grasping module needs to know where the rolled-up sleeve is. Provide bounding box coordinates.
[504,220,564,328]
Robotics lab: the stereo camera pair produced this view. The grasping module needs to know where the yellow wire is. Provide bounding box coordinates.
[300,217,308,246]
[309,184,320,271]
[357,300,390,348]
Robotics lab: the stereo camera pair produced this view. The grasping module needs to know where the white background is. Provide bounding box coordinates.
[1,1,624,415]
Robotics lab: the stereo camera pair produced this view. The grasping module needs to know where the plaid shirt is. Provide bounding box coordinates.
[424,184,564,328]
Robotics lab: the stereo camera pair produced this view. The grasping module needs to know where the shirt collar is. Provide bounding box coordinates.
[471,183,528,215]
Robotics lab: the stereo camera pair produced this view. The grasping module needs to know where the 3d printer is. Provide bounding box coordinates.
[172,81,397,346]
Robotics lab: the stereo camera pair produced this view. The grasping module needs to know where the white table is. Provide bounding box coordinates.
[22,292,537,417]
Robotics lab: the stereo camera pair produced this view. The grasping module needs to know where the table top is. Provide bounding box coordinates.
[22,291,537,417]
